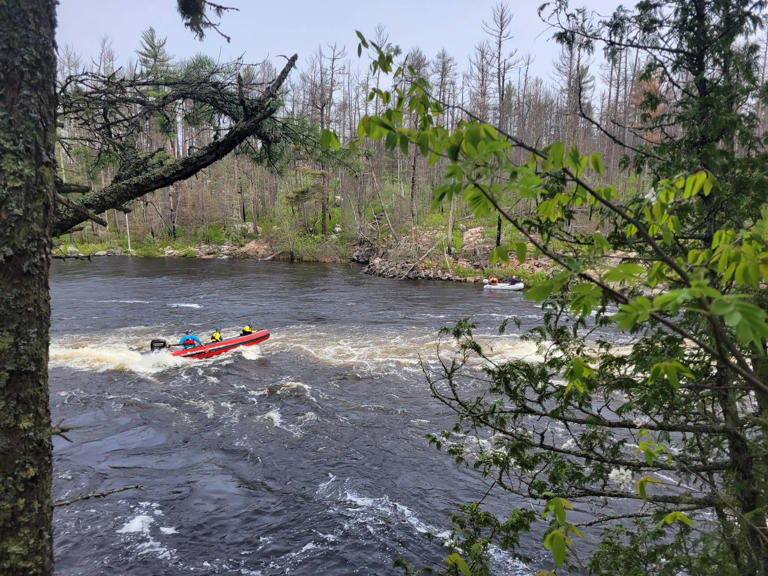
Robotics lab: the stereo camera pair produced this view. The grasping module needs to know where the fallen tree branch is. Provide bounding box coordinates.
[53,485,141,508]
[400,240,441,278]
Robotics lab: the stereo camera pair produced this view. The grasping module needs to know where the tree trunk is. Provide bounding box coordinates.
[321,168,328,235]
[447,196,455,256]
[0,1,56,575]
[410,150,418,238]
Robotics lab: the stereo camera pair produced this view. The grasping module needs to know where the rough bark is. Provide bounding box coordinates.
[0,1,57,574]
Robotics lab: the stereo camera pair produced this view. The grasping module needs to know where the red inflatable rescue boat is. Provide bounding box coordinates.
[150,330,270,359]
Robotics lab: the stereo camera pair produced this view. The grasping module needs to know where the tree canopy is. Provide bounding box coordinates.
[350,0,768,573]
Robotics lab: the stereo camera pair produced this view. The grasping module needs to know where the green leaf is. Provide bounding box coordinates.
[570,283,602,317]
[648,361,693,389]
[385,130,397,150]
[710,296,768,350]
[357,115,370,139]
[683,171,708,199]
[658,511,695,529]
[355,30,369,48]
[515,241,527,264]
[636,475,663,500]
[613,297,652,330]
[526,272,572,303]
[417,132,431,156]
[320,129,340,151]
[603,262,645,283]
[398,133,409,156]
[445,553,472,576]
[547,141,565,170]
[567,145,581,171]
[544,530,567,566]
[490,246,509,265]
[590,152,605,174]
[527,279,555,302]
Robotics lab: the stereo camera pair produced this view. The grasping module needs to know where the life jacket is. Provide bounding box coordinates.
[242,325,253,335]
[489,276,499,286]
[211,331,222,342]
[182,337,197,348]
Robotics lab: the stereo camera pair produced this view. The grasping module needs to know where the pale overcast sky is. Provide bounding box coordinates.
[56,1,624,83]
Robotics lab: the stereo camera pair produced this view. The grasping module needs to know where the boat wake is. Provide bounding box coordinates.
[50,344,185,374]
[49,325,543,375]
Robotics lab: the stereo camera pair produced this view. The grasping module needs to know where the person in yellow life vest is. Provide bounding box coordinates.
[241,322,254,336]
[211,327,223,342]
[488,275,499,286]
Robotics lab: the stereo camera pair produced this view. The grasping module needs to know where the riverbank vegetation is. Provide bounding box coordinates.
[53,2,663,283]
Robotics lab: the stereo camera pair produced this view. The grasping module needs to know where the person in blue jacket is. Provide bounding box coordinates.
[179,330,203,349]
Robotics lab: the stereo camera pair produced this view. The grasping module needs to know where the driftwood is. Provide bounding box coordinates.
[400,240,441,279]
[53,485,140,508]
[261,250,294,261]
[369,167,399,242]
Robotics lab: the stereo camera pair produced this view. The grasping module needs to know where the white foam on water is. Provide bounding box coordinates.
[320,477,531,576]
[49,326,268,374]
[297,411,318,426]
[474,335,544,363]
[115,503,177,562]
[256,406,316,438]
[297,541,320,554]
[238,344,264,360]
[341,489,451,540]
[270,326,542,376]
[50,344,186,374]
[488,546,535,575]
[96,299,150,304]
[186,398,217,419]
[277,380,313,395]
[260,408,283,428]
[316,473,337,496]
[169,303,202,309]
[318,475,452,542]
[136,539,173,559]
[116,514,153,534]
[266,539,326,573]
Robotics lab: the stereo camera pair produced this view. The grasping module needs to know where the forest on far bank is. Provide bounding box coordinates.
[56,3,688,272]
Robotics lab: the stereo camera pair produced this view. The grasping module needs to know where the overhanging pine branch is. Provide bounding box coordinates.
[51,54,297,237]
[55,193,107,227]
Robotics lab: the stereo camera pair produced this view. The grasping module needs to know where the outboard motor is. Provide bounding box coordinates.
[150,339,167,352]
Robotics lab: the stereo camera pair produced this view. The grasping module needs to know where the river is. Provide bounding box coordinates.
[50,257,546,575]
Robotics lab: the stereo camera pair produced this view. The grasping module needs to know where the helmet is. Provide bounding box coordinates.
[185,330,192,335]
[216,327,221,332]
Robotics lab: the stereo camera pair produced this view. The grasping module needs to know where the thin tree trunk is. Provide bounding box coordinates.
[447,196,455,256]
[410,150,418,239]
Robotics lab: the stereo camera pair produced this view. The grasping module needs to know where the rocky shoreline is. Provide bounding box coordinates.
[56,225,552,283]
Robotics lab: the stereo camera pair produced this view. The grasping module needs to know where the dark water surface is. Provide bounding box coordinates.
[50,257,543,575]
